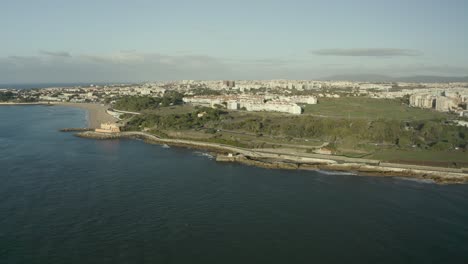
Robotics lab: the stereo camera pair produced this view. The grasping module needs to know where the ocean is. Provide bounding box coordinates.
[1,105,468,263]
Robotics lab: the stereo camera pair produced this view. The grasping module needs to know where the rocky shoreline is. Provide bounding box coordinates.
[74,131,468,184]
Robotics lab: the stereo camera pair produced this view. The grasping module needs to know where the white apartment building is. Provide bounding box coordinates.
[184,95,306,114]
[409,94,459,112]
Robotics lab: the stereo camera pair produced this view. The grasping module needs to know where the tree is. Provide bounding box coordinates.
[0,92,15,102]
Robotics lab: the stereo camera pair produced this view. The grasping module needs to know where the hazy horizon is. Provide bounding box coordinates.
[1,0,467,83]
[2,74,468,87]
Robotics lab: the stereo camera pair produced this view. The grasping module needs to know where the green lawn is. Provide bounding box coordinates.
[125,103,466,167]
[142,105,196,116]
[368,149,468,167]
[303,97,451,120]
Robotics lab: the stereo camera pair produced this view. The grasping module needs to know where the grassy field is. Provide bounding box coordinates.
[368,149,468,167]
[151,98,452,122]
[142,104,196,115]
[124,101,466,167]
[162,128,326,150]
[303,97,452,120]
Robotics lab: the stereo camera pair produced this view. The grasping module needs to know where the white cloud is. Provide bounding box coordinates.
[39,50,72,57]
[0,51,230,83]
[312,48,423,57]
[0,50,465,83]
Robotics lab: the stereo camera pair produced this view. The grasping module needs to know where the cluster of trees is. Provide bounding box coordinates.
[113,92,184,111]
[0,92,38,103]
[18,97,38,103]
[124,107,225,131]
[120,102,467,151]
[221,116,468,151]
[0,92,15,102]
[191,88,222,96]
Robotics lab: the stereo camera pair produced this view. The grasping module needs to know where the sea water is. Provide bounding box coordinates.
[1,105,468,263]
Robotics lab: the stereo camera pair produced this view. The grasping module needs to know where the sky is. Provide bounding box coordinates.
[1,0,467,83]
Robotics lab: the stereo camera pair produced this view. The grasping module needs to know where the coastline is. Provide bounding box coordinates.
[8,102,466,184]
[0,101,117,128]
[0,102,50,106]
[74,131,468,184]
[51,102,117,128]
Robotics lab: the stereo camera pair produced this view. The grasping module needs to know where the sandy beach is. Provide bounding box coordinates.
[53,102,117,128]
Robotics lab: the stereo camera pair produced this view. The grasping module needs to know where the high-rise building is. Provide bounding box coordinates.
[223,80,236,88]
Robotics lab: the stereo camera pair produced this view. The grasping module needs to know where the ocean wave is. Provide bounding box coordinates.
[193,151,214,159]
[394,177,435,184]
[316,170,357,176]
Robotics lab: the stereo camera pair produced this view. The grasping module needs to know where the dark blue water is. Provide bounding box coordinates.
[1,106,468,263]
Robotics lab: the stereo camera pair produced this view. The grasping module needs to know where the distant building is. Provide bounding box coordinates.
[227,100,240,110]
[457,120,468,127]
[184,95,304,114]
[183,97,222,107]
[95,123,120,133]
[435,96,457,112]
[223,80,236,88]
[409,94,458,112]
[140,88,152,95]
[39,95,62,102]
[409,94,435,109]
[284,96,318,105]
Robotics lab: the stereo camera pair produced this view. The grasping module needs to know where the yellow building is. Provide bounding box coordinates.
[95,123,120,133]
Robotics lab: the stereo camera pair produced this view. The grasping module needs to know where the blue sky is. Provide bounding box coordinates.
[1,0,467,83]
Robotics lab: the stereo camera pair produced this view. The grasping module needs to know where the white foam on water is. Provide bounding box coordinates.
[394,177,436,184]
[194,151,214,159]
[316,170,357,176]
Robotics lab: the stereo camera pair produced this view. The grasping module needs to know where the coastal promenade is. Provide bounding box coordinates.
[75,130,468,184]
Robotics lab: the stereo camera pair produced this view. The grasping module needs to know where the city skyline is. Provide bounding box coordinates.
[1,0,467,83]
